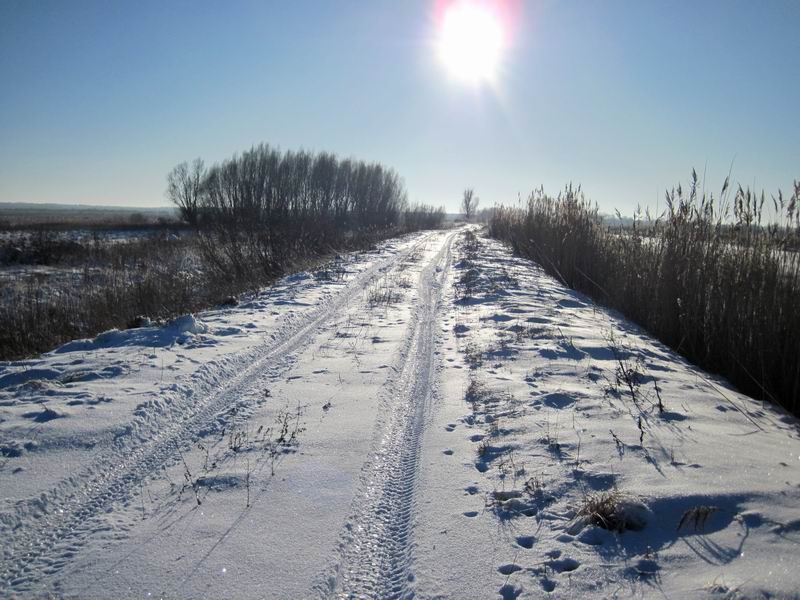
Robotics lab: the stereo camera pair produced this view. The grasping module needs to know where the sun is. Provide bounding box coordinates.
[437,1,507,84]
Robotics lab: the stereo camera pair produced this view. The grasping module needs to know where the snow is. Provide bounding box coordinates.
[1,227,798,599]
[414,231,800,599]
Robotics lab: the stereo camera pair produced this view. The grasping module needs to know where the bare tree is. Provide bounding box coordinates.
[166,158,205,226]
[462,188,479,221]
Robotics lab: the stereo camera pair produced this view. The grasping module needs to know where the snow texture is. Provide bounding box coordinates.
[1,228,798,599]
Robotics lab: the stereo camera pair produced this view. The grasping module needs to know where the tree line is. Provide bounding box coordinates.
[167,143,445,282]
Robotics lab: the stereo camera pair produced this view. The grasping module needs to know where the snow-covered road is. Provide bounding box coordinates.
[1,228,799,599]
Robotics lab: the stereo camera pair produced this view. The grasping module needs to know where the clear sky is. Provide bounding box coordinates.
[1,0,798,213]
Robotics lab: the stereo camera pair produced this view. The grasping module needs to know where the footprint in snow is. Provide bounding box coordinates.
[526,316,550,324]
[516,535,535,549]
[497,564,522,575]
[557,298,585,309]
[540,578,556,592]
[629,558,659,577]
[488,313,514,322]
[498,584,523,600]
[547,558,580,573]
[541,392,575,409]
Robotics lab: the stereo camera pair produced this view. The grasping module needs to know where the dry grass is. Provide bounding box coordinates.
[677,505,719,532]
[0,230,387,360]
[575,490,649,533]
[366,276,404,306]
[0,236,214,360]
[1,143,446,360]
[489,174,800,414]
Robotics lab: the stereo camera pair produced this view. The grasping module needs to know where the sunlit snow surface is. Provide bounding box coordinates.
[415,231,800,599]
[1,228,798,599]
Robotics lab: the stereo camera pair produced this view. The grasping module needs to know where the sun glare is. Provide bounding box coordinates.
[437,1,507,84]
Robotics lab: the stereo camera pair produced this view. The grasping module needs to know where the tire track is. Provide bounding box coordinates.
[0,232,439,596]
[319,231,455,599]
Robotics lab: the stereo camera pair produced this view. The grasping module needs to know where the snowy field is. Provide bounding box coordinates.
[0,228,172,245]
[0,227,189,297]
[1,228,798,599]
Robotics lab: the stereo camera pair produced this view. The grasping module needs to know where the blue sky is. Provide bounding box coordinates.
[0,0,798,213]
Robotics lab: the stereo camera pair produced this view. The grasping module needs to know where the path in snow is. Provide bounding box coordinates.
[0,231,451,597]
[320,228,453,598]
[2,227,799,600]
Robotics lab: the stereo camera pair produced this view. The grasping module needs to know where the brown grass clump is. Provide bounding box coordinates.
[575,490,649,533]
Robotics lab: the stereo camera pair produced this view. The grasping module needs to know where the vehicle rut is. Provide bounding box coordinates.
[0,232,438,596]
[319,231,455,599]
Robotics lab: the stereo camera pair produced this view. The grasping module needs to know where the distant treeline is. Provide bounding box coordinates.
[489,175,800,415]
[168,144,445,282]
